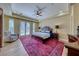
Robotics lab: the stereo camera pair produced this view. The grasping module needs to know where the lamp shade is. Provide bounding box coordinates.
[55,25,59,29]
[38,27,41,29]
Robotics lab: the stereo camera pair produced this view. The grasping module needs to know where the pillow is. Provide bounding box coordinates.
[45,31,50,33]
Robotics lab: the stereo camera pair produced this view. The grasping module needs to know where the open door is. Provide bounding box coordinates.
[0,8,3,48]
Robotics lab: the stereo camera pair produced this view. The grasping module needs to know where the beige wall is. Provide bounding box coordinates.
[14,18,20,34]
[66,4,79,35]
[40,14,71,39]
[4,15,9,32]
[40,14,70,33]
[73,4,79,35]
[35,22,39,32]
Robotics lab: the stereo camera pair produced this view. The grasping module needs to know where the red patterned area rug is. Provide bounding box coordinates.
[19,35,64,56]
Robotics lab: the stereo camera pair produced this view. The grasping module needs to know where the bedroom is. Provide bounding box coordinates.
[0,3,79,56]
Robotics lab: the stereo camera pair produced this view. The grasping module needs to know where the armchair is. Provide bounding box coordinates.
[4,31,19,43]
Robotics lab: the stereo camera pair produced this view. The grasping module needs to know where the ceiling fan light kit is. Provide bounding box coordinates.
[34,5,46,16]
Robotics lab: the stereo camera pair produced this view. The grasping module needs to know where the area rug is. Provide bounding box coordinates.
[19,35,64,56]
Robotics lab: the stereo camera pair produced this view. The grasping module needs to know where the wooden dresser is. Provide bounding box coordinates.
[59,38,79,56]
[65,41,79,56]
[65,35,79,56]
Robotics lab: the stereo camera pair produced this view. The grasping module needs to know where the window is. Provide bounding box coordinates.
[20,21,26,36]
[20,21,30,36]
[26,22,30,35]
[9,18,14,34]
[33,23,35,32]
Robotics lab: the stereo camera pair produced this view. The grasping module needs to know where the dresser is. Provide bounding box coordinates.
[59,38,79,56]
[65,41,79,56]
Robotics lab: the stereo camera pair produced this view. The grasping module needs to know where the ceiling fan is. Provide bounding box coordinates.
[34,5,46,16]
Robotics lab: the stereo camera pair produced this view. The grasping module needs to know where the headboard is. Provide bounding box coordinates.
[41,26,52,32]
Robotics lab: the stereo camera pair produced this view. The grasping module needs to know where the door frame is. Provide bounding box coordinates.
[0,8,3,48]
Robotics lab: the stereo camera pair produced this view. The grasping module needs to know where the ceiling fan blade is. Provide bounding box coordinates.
[39,14,42,16]
[41,7,46,10]
[33,5,46,17]
[36,5,40,10]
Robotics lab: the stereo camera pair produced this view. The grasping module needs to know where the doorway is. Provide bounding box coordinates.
[20,21,30,36]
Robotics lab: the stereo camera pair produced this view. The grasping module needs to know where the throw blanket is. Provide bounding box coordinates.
[20,35,64,56]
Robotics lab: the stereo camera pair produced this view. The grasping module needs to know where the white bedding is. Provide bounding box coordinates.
[32,32,50,39]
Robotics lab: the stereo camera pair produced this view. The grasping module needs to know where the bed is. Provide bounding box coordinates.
[32,32,50,39]
[32,26,51,39]
[32,26,59,39]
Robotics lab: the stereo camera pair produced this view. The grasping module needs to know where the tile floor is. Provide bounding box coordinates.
[0,39,28,56]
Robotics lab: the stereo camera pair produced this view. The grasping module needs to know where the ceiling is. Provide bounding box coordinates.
[11,3,69,20]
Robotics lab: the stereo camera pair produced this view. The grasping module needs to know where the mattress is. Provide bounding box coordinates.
[32,32,50,39]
